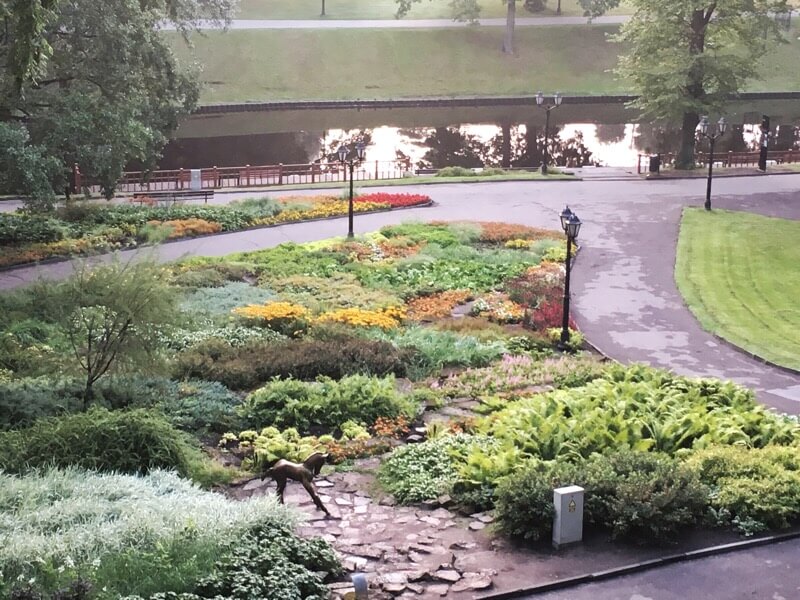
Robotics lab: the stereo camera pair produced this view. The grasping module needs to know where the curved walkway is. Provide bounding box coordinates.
[2,175,799,412]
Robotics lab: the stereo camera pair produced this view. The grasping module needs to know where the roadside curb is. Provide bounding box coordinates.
[641,169,800,182]
[477,530,800,599]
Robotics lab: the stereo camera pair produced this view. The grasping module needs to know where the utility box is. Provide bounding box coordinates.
[190,169,202,190]
[553,485,584,549]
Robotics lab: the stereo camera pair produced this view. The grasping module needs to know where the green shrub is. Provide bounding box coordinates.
[583,451,708,543]
[378,434,497,504]
[0,214,75,244]
[0,408,198,476]
[688,445,800,535]
[228,196,283,218]
[494,459,581,542]
[270,272,402,312]
[240,374,418,432]
[435,166,474,177]
[171,262,256,290]
[181,281,277,316]
[0,376,85,429]
[378,223,463,247]
[495,452,708,544]
[367,326,507,379]
[123,521,340,600]
[174,337,410,390]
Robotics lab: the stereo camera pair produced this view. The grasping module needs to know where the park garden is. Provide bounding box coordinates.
[1,219,799,599]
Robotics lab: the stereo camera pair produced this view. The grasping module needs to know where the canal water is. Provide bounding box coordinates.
[156,99,800,170]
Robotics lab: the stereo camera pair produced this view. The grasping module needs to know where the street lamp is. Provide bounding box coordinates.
[535,92,563,175]
[338,141,366,238]
[696,116,727,211]
[559,205,581,349]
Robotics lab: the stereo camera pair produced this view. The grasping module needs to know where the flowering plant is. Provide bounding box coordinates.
[355,192,431,208]
[406,290,472,321]
[471,292,526,323]
[314,306,406,329]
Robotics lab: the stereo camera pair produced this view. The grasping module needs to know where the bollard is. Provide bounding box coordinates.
[351,573,368,599]
[552,485,584,549]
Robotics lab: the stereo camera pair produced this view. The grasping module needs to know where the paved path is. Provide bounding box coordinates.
[2,175,799,412]
[168,15,629,30]
[522,537,800,600]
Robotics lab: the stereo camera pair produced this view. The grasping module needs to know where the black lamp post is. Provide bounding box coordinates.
[536,92,563,175]
[559,205,581,349]
[338,141,366,238]
[696,116,727,211]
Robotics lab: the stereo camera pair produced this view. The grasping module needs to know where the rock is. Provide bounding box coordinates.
[407,583,424,594]
[414,427,427,435]
[338,545,385,560]
[430,508,454,519]
[439,520,456,529]
[379,496,397,507]
[420,516,440,526]
[477,514,495,524]
[421,499,439,510]
[381,572,408,585]
[365,522,387,535]
[354,505,368,514]
[436,494,453,507]
[454,551,499,573]
[316,480,334,488]
[431,569,461,583]
[450,574,493,592]
[354,496,371,506]
[328,582,356,591]
[426,584,451,596]
[242,478,268,491]
[343,556,368,571]
[405,434,424,443]
[468,521,486,531]
[335,497,353,506]
[449,541,476,551]
[383,582,407,594]
[406,570,428,582]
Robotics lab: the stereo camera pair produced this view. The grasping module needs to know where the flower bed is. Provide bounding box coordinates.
[0,192,432,269]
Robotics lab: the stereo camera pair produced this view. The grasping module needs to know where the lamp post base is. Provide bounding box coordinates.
[541,164,548,175]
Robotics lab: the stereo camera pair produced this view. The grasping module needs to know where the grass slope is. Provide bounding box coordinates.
[174,25,800,103]
[675,208,800,371]
[236,0,632,20]
[174,26,623,102]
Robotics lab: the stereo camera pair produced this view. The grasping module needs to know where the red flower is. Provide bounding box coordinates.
[354,193,431,208]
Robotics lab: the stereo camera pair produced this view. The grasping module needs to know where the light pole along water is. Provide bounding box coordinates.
[559,205,582,350]
[536,92,562,175]
[696,116,728,211]
[338,141,366,238]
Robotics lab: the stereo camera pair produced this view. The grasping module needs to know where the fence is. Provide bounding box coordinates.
[74,160,413,195]
[636,149,800,174]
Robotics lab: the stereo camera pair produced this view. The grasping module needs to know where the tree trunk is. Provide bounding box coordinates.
[675,8,711,170]
[503,0,516,54]
[501,123,512,168]
[557,0,562,15]
[676,111,699,169]
[321,0,325,16]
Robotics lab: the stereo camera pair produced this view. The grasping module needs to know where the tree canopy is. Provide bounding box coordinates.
[0,0,235,205]
[613,0,789,167]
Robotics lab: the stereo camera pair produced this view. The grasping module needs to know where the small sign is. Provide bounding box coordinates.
[568,498,576,513]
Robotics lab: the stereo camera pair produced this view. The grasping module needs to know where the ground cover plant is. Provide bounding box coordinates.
[0,192,431,268]
[0,468,321,600]
[676,208,800,370]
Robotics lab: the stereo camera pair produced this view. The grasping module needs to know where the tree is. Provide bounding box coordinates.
[610,0,789,168]
[0,0,59,95]
[58,258,180,404]
[0,122,61,210]
[0,0,233,200]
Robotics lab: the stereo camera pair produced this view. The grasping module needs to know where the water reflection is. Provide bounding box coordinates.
[155,121,799,170]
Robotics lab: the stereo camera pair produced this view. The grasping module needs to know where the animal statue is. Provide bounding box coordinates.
[261,452,332,517]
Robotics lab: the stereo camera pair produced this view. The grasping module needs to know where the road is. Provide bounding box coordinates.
[1,174,799,413]
[520,537,800,600]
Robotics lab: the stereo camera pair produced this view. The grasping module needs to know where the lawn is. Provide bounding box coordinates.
[173,26,624,102]
[236,0,632,20]
[675,208,800,370]
[173,25,800,103]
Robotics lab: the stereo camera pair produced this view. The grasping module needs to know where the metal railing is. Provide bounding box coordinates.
[75,160,414,195]
[636,149,800,174]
